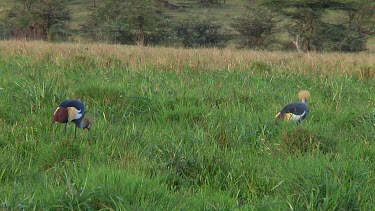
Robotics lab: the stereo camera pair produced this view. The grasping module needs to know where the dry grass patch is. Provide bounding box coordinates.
[0,40,374,77]
[356,66,375,80]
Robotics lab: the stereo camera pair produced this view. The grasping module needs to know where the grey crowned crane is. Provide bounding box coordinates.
[275,90,310,123]
[53,100,93,139]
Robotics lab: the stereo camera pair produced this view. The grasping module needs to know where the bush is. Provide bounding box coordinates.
[312,22,367,52]
[81,0,173,46]
[231,7,278,49]
[175,14,230,48]
[0,1,71,41]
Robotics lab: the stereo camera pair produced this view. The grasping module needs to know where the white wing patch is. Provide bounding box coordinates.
[67,107,82,122]
[286,111,306,122]
[53,107,60,115]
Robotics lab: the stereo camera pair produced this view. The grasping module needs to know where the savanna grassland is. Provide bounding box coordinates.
[0,40,374,210]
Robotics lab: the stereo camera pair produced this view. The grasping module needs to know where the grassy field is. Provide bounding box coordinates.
[0,40,374,209]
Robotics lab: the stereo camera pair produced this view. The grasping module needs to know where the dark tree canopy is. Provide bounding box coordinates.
[81,0,172,46]
[2,0,71,41]
[175,13,230,48]
[260,0,367,52]
[0,0,372,52]
[231,5,278,49]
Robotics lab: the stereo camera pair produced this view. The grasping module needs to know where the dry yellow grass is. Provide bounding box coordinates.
[0,40,374,78]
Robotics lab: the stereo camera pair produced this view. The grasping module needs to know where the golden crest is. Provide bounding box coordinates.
[298,90,310,100]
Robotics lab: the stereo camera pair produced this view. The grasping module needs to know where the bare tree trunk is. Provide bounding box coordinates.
[137,16,145,46]
[292,34,301,53]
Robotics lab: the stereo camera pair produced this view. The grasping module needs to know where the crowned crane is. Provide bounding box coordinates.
[53,100,92,139]
[275,90,310,123]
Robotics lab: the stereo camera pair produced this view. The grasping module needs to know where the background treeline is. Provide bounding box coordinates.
[0,0,374,52]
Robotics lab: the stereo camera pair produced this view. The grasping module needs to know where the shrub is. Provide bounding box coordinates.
[175,14,230,48]
[231,7,278,49]
[312,22,367,52]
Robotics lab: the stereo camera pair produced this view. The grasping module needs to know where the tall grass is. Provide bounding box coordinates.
[0,40,374,209]
[0,40,374,77]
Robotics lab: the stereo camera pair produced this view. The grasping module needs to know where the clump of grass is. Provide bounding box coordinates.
[335,112,375,143]
[67,166,176,210]
[277,127,336,156]
[214,125,231,149]
[36,140,85,172]
[164,106,207,125]
[281,158,373,210]
[154,140,233,191]
[356,66,374,80]
[182,187,241,210]
[249,60,272,75]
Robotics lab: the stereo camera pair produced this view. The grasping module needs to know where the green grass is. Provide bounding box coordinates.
[0,41,374,209]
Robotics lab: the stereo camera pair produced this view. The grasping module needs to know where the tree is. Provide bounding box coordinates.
[312,22,367,52]
[198,0,226,5]
[32,0,71,40]
[81,0,173,46]
[346,0,375,35]
[18,0,38,11]
[175,13,230,48]
[231,5,278,49]
[1,0,71,41]
[260,0,367,52]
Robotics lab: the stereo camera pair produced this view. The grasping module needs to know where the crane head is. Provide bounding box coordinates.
[81,115,94,130]
[298,90,310,100]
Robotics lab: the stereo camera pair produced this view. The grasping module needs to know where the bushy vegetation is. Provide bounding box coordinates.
[0,40,374,209]
[175,13,230,48]
[1,0,71,40]
[231,6,278,49]
[81,0,173,46]
[0,0,374,52]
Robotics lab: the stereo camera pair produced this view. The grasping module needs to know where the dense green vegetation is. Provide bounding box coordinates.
[1,0,374,52]
[0,41,374,209]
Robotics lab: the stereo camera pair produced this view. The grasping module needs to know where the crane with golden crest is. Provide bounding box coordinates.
[53,100,93,139]
[275,90,310,123]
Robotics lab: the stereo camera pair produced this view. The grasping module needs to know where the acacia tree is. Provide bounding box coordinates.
[347,0,375,35]
[198,0,227,5]
[260,0,367,52]
[175,13,230,48]
[33,0,71,40]
[231,5,278,49]
[82,0,172,46]
[18,0,38,10]
[2,0,71,40]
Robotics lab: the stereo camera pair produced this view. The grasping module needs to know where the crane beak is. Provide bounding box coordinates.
[83,124,91,131]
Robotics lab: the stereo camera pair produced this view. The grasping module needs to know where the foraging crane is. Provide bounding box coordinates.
[275,90,310,123]
[53,100,92,139]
